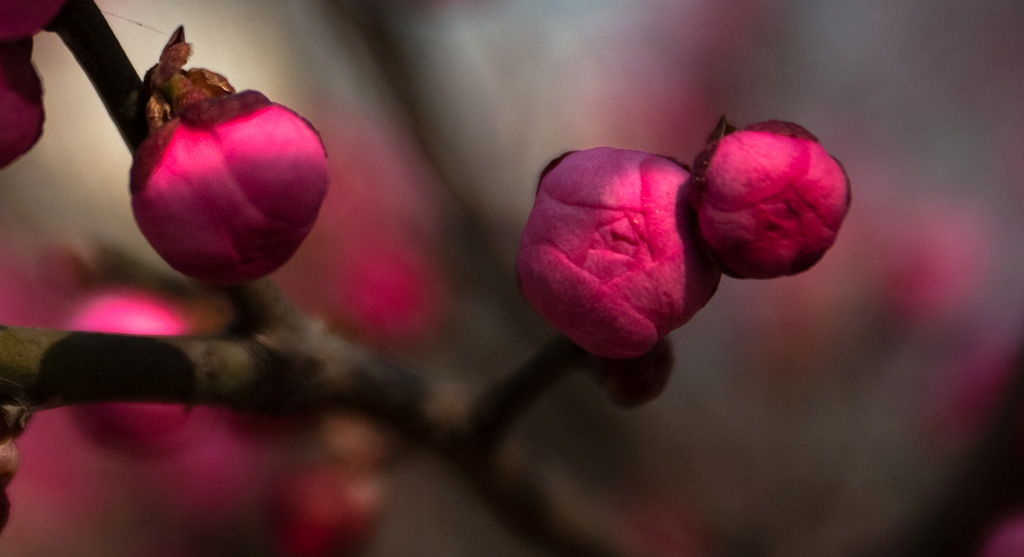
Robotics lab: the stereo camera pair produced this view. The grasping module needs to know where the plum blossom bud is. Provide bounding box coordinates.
[131,92,328,284]
[0,0,67,40]
[130,28,328,285]
[518,147,721,359]
[689,119,850,279]
[0,40,43,169]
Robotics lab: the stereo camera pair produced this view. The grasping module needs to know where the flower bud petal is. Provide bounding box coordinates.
[0,0,67,40]
[0,40,43,169]
[518,147,720,359]
[690,120,850,278]
[130,91,329,284]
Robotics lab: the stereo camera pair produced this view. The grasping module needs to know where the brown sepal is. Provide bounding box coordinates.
[151,26,191,89]
[594,339,675,408]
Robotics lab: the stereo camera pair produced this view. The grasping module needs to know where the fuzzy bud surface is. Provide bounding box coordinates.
[130,91,328,284]
[0,40,43,169]
[690,120,850,278]
[518,147,720,359]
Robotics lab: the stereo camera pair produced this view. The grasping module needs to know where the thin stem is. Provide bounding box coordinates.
[46,0,148,152]
[222,278,310,335]
[469,335,587,448]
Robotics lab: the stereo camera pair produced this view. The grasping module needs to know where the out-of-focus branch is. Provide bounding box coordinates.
[0,318,629,556]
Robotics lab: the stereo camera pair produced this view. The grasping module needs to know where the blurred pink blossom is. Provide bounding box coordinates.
[978,513,1024,557]
[876,196,996,326]
[275,111,449,348]
[269,465,382,557]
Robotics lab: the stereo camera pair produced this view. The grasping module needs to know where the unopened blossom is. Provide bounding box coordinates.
[0,40,43,169]
[518,147,720,359]
[689,120,850,279]
[131,91,328,284]
[130,29,328,285]
[0,0,67,40]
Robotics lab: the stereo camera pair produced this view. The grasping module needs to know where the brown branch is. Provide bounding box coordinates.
[46,0,147,152]
[0,319,629,555]
[469,335,588,449]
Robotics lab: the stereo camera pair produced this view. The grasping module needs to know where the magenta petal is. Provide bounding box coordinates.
[0,40,43,169]
[518,147,720,359]
[0,0,67,40]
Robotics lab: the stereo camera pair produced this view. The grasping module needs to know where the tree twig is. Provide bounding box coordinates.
[469,334,587,449]
[46,0,147,152]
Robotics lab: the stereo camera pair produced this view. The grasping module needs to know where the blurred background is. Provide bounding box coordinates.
[1,0,1023,555]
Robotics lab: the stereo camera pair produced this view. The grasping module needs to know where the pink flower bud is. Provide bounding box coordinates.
[0,40,43,169]
[689,120,850,279]
[64,289,203,455]
[0,0,67,40]
[130,91,328,285]
[518,147,721,359]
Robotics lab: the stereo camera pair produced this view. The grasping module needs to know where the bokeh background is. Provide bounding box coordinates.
[1,0,1023,555]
